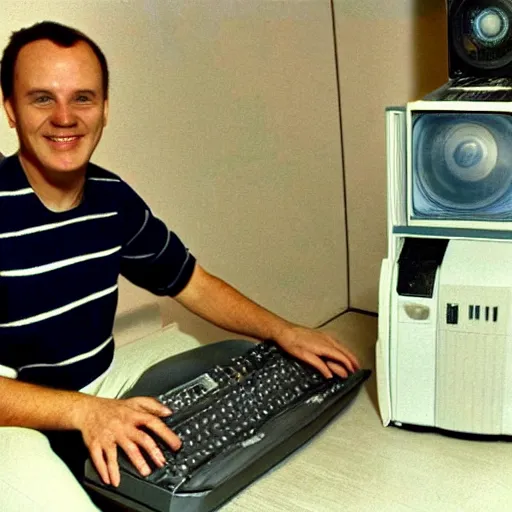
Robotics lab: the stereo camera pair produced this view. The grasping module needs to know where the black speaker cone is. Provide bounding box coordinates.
[451,0,512,70]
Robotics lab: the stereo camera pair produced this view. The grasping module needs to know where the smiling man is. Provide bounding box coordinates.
[3,37,108,210]
[0,21,359,511]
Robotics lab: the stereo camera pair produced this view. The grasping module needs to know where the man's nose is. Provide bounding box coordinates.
[50,103,78,126]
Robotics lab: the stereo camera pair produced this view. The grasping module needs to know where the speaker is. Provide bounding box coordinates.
[448,0,512,78]
[412,111,512,216]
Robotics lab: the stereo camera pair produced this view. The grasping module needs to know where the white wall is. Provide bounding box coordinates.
[1,0,349,341]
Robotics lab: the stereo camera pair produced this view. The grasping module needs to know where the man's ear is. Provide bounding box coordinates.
[3,99,17,128]
[103,98,109,128]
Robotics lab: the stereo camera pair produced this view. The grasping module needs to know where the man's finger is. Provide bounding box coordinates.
[340,346,360,370]
[121,439,152,478]
[145,417,182,451]
[296,351,333,379]
[134,430,167,468]
[321,332,361,369]
[127,396,172,417]
[326,360,349,378]
[104,444,121,487]
[314,344,358,373]
[90,444,110,486]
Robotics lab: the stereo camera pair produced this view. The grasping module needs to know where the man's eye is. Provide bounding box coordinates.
[34,96,52,104]
[76,95,92,103]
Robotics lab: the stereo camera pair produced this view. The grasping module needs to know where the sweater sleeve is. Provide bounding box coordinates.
[118,182,196,297]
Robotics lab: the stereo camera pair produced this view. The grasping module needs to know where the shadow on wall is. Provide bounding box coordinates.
[413,0,449,99]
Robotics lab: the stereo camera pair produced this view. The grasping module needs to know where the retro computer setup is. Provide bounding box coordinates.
[376,0,512,436]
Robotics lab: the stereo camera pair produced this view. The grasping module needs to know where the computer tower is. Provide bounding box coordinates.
[376,100,512,435]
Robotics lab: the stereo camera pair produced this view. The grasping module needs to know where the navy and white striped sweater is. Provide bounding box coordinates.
[0,154,196,390]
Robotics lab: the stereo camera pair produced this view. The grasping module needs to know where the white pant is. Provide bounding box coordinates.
[0,323,203,512]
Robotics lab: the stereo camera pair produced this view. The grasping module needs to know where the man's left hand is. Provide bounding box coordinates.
[274,326,360,379]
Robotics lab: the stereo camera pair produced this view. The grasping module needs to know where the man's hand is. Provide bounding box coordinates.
[274,326,360,379]
[73,396,181,487]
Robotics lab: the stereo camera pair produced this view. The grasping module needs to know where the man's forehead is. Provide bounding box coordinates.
[14,39,103,90]
[16,39,100,73]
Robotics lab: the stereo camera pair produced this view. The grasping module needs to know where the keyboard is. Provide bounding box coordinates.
[84,340,370,512]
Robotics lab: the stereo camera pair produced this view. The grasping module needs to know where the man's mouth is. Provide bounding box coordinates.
[46,136,82,142]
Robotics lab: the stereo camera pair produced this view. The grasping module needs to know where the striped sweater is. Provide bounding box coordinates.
[0,154,196,390]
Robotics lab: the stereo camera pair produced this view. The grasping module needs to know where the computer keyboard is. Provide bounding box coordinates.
[84,340,370,512]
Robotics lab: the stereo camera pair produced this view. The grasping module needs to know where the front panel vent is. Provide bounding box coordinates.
[468,305,498,322]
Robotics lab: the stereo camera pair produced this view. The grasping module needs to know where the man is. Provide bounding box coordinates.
[0,21,359,511]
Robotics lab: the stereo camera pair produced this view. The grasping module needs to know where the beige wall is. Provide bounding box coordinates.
[334,0,449,312]
[1,0,349,341]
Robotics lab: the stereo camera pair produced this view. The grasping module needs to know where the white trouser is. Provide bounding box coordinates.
[0,323,202,512]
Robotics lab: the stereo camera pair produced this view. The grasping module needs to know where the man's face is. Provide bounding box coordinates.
[3,39,108,176]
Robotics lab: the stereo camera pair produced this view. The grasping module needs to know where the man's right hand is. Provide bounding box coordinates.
[73,396,181,487]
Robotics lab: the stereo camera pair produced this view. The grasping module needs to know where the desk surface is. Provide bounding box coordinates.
[219,312,512,512]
